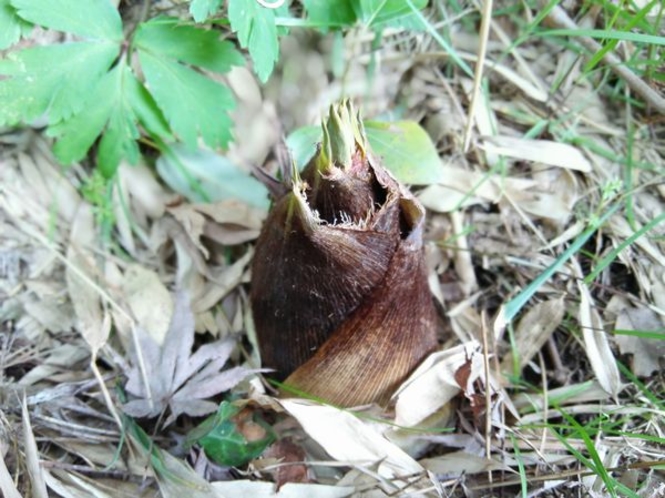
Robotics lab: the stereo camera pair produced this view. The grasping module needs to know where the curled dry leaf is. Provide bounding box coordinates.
[419,164,576,222]
[280,399,423,480]
[574,262,622,398]
[123,291,256,426]
[251,101,438,407]
[392,341,483,428]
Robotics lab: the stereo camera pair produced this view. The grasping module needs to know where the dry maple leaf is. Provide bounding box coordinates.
[123,291,255,426]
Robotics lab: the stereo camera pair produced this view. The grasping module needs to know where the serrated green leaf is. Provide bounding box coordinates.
[156,144,270,208]
[126,72,172,140]
[189,0,223,22]
[48,65,144,177]
[365,120,442,185]
[0,0,31,49]
[10,0,122,41]
[355,0,427,30]
[96,70,143,176]
[139,50,235,149]
[302,0,357,27]
[228,0,279,83]
[0,41,119,126]
[48,68,116,164]
[135,18,244,74]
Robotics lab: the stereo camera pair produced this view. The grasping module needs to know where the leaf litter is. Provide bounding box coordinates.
[1,1,665,497]
[122,291,257,426]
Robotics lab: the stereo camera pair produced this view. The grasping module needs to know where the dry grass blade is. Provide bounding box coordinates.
[575,265,622,398]
[462,0,493,152]
[0,441,22,498]
[21,397,48,498]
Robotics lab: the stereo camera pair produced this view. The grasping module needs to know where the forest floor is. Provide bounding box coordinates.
[1,1,664,497]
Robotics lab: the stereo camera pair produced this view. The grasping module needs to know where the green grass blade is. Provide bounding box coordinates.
[584,211,665,284]
[504,204,620,322]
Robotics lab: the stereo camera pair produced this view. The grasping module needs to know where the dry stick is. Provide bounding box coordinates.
[480,311,493,485]
[463,0,494,153]
[545,4,665,115]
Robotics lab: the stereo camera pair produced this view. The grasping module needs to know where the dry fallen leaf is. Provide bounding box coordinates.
[65,203,107,353]
[122,264,173,346]
[479,135,592,172]
[392,341,483,428]
[211,480,355,497]
[574,261,622,398]
[123,291,256,426]
[614,305,665,376]
[22,397,48,498]
[501,297,565,373]
[280,399,423,480]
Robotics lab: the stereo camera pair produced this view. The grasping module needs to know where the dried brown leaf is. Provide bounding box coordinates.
[501,297,565,372]
[575,267,622,398]
[122,264,173,346]
[392,341,482,428]
[480,136,592,172]
[280,399,423,479]
[65,204,107,352]
[123,291,255,425]
[0,441,21,498]
[22,397,48,498]
[614,306,665,376]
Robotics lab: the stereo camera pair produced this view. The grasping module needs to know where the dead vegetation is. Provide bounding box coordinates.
[1,1,664,497]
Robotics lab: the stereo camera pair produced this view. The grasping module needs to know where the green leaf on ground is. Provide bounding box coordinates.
[228,0,284,82]
[156,144,270,208]
[0,0,31,49]
[189,0,223,23]
[11,0,122,41]
[302,0,357,27]
[355,0,427,29]
[136,18,243,149]
[189,401,275,467]
[287,120,442,185]
[364,120,442,184]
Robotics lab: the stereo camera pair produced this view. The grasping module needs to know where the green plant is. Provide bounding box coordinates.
[0,0,433,182]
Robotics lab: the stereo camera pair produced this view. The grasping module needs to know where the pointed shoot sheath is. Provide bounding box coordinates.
[250,101,438,407]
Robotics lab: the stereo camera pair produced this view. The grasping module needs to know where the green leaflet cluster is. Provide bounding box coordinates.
[0,0,243,177]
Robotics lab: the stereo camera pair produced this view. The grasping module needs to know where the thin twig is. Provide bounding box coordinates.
[463,0,494,152]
